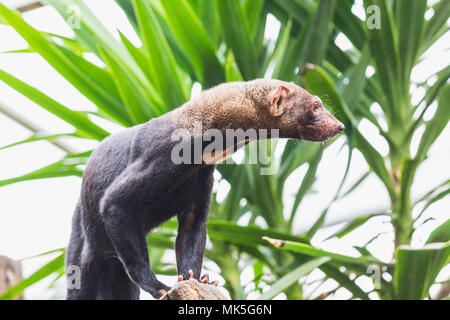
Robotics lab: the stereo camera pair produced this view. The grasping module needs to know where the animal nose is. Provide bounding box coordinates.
[337,123,345,133]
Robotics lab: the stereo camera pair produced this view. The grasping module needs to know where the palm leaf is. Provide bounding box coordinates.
[0,152,90,187]
[0,69,110,140]
[259,257,330,299]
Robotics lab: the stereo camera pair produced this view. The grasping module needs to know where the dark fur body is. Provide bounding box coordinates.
[67,115,214,299]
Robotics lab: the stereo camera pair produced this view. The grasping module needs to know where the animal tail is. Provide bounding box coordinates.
[66,201,139,299]
[66,200,85,299]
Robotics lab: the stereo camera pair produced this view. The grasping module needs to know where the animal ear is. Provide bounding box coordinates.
[269,85,290,116]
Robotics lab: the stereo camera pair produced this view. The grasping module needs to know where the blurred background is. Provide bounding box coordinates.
[0,0,448,300]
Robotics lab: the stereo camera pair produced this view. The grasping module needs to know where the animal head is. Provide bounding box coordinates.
[264,81,344,141]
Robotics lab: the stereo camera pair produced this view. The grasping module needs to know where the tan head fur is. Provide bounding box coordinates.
[170,79,344,142]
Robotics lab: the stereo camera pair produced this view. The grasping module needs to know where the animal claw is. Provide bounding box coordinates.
[188,269,194,279]
[200,273,209,283]
[157,289,167,299]
[178,275,184,282]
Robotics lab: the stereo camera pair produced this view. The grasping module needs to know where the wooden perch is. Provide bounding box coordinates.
[161,279,228,300]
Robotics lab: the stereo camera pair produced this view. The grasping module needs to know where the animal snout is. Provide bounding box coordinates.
[337,122,345,133]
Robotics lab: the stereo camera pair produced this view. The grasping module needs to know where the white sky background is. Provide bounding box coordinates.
[0,0,448,299]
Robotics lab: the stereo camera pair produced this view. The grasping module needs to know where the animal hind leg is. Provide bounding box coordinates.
[98,159,189,299]
[100,202,169,299]
[96,257,140,300]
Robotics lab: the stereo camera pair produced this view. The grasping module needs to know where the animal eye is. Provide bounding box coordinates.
[313,102,320,111]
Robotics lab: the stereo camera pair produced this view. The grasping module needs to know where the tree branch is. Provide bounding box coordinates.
[161,279,228,300]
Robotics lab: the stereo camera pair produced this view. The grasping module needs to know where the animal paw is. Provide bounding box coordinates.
[157,288,168,299]
[200,272,218,286]
[178,269,195,282]
[177,270,218,286]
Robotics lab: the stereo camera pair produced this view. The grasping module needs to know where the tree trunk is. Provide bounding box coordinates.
[0,255,23,299]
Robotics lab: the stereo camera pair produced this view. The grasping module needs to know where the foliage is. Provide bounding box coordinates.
[0,0,448,300]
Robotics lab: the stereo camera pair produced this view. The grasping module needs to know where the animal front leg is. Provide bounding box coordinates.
[175,166,214,281]
[175,204,208,281]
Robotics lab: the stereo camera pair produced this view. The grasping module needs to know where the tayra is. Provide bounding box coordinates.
[66,79,344,299]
